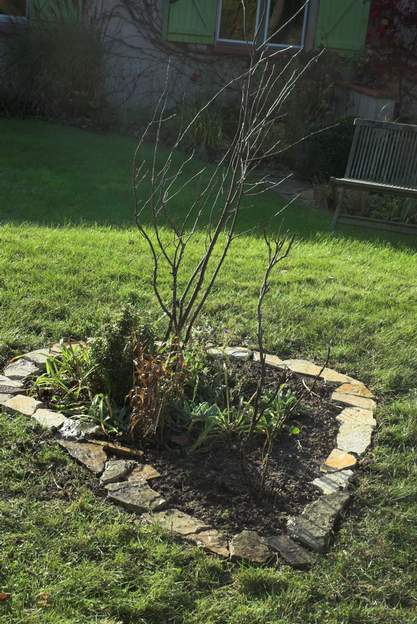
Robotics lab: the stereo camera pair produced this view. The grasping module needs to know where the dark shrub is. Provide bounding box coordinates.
[299,117,355,181]
[89,305,147,406]
[0,0,111,121]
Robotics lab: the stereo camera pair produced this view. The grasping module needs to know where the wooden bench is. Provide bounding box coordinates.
[331,119,417,235]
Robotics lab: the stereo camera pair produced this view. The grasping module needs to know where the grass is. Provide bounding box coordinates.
[1,118,417,623]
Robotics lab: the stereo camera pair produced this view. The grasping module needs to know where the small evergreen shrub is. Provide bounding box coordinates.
[89,305,146,406]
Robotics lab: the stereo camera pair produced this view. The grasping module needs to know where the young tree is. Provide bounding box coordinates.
[132,40,326,345]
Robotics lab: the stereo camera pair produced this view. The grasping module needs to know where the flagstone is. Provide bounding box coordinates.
[128,464,161,482]
[312,470,353,495]
[100,459,136,486]
[266,535,313,569]
[336,382,374,399]
[22,349,50,366]
[58,440,107,475]
[0,376,25,395]
[331,391,376,412]
[189,529,230,558]
[32,408,66,430]
[4,395,43,416]
[336,407,377,428]
[322,448,357,472]
[143,508,210,536]
[230,530,271,564]
[253,352,286,369]
[3,358,41,380]
[337,422,373,456]
[288,492,350,552]
[107,481,166,513]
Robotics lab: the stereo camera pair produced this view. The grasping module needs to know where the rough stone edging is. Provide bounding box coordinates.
[0,342,377,569]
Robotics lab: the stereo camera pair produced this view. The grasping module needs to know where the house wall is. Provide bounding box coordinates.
[100,0,244,113]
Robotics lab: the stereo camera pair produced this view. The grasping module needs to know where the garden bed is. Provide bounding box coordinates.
[146,363,339,537]
[1,341,378,568]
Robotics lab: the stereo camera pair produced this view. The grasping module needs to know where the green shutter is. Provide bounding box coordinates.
[30,0,84,21]
[163,0,217,44]
[315,0,371,53]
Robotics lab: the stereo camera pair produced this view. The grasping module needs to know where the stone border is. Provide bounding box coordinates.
[0,343,377,569]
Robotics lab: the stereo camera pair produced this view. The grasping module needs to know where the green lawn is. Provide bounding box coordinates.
[1,119,417,623]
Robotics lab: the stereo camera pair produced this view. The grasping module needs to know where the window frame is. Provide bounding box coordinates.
[0,0,28,23]
[215,0,310,50]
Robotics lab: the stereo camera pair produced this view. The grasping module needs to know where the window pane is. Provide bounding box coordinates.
[0,1,26,17]
[268,0,306,46]
[219,0,258,42]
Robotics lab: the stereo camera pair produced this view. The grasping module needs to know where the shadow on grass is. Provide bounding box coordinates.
[1,118,416,250]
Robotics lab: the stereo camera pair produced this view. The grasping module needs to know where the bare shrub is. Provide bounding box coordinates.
[132,40,329,346]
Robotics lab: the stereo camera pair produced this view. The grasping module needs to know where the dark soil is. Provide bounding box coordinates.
[145,361,340,538]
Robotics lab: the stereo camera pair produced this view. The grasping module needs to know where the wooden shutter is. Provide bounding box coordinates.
[315,0,371,53]
[163,0,217,44]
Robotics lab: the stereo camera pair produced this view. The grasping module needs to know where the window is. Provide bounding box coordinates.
[218,0,259,42]
[217,0,309,48]
[0,0,27,19]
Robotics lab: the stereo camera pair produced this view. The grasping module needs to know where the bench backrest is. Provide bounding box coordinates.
[346,119,417,189]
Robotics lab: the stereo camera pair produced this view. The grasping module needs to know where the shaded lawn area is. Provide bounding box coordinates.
[0,119,417,623]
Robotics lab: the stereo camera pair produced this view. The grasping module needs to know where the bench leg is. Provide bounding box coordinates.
[332,188,344,233]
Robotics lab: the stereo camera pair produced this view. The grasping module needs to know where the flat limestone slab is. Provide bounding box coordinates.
[3,358,41,381]
[143,508,210,536]
[59,417,100,440]
[337,422,373,456]
[189,529,229,558]
[312,470,353,495]
[107,481,166,513]
[58,440,107,475]
[100,459,136,486]
[32,408,66,430]
[337,407,376,428]
[266,535,314,569]
[331,391,376,412]
[319,368,357,385]
[22,349,50,366]
[4,395,43,416]
[230,530,271,564]
[224,346,253,361]
[283,359,355,384]
[128,464,161,483]
[102,442,144,461]
[336,382,374,399]
[287,492,350,553]
[207,347,253,361]
[322,449,357,472]
[0,376,25,395]
[0,393,12,406]
[253,352,286,369]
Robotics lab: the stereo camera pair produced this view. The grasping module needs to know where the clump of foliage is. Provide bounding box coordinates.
[33,343,97,414]
[301,117,355,181]
[179,359,297,452]
[88,305,144,405]
[1,0,111,121]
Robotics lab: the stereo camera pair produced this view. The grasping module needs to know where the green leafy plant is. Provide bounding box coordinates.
[33,343,98,413]
[88,392,130,433]
[179,357,297,452]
